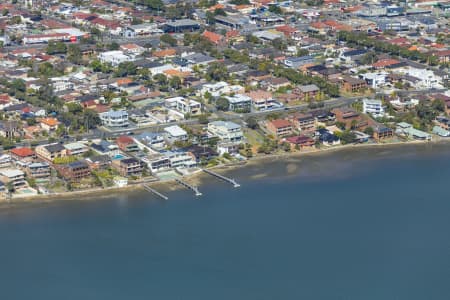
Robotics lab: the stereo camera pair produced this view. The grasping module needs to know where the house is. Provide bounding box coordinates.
[284,56,315,69]
[35,143,67,161]
[297,84,320,101]
[0,169,26,190]
[98,50,132,66]
[25,162,51,180]
[246,90,276,111]
[164,125,188,143]
[396,122,431,140]
[341,76,367,93]
[136,132,166,149]
[371,124,394,141]
[63,142,89,156]
[285,135,315,149]
[207,121,243,143]
[266,119,293,138]
[10,147,35,161]
[85,155,112,170]
[40,117,60,132]
[317,128,341,146]
[163,19,200,33]
[185,145,218,162]
[202,30,225,45]
[226,94,252,112]
[332,107,368,130]
[432,126,450,137]
[217,142,240,155]
[163,151,197,169]
[112,157,143,177]
[165,97,201,116]
[291,113,315,132]
[0,121,20,138]
[145,154,171,173]
[91,140,120,157]
[116,136,139,152]
[58,161,91,182]
[120,43,145,55]
[99,110,129,128]
[363,99,384,117]
[263,77,290,91]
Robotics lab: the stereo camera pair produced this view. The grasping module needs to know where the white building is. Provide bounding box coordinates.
[164,125,188,143]
[63,142,89,156]
[363,99,385,117]
[165,97,201,116]
[98,50,133,66]
[207,121,243,143]
[99,110,129,128]
[163,151,197,169]
[359,72,388,89]
[50,76,74,93]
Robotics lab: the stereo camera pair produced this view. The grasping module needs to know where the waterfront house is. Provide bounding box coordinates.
[207,121,243,143]
[0,169,27,190]
[58,161,91,182]
[116,136,139,152]
[36,143,67,162]
[266,119,293,138]
[25,162,51,180]
[317,128,341,146]
[396,122,431,140]
[163,151,197,169]
[285,135,315,150]
[144,154,171,173]
[432,126,450,137]
[185,145,218,163]
[112,157,143,177]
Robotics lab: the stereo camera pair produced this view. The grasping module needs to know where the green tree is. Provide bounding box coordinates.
[67,44,82,64]
[246,117,259,129]
[46,41,67,55]
[160,34,177,47]
[115,61,137,77]
[216,97,230,111]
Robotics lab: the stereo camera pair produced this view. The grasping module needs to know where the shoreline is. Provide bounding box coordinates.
[1,138,449,208]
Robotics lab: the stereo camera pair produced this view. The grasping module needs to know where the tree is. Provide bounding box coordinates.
[246,117,259,129]
[153,73,168,85]
[46,41,67,55]
[198,114,209,124]
[160,34,177,47]
[206,62,229,81]
[268,5,282,14]
[216,97,230,111]
[364,126,374,137]
[67,44,82,64]
[169,76,182,90]
[115,61,137,77]
[108,42,120,50]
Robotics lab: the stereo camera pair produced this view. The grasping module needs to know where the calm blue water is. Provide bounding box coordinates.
[1,144,450,300]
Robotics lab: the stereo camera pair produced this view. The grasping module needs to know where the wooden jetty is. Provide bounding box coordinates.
[143,184,169,200]
[175,178,202,196]
[202,169,240,187]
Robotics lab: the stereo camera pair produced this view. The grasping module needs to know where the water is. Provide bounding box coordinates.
[1,144,450,300]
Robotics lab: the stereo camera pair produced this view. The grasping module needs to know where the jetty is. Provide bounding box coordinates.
[202,169,240,188]
[143,184,169,200]
[175,178,202,196]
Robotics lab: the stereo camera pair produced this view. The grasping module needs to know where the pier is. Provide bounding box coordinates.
[202,169,240,188]
[143,184,169,200]
[175,178,202,196]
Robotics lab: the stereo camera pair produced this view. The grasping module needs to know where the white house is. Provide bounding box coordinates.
[99,110,129,128]
[363,99,385,117]
[207,121,243,143]
[98,50,133,66]
[165,97,201,116]
[164,125,188,143]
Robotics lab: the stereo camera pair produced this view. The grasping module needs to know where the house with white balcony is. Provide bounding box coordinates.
[363,99,385,117]
[165,97,201,116]
[207,121,243,143]
[99,110,129,128]
[98,50,133,66]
